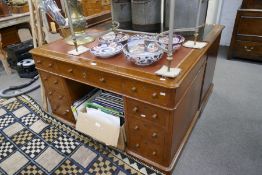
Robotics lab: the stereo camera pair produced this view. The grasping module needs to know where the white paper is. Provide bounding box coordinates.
[68,46,89,56]
[155,65,181,78]
[183,41,208,49]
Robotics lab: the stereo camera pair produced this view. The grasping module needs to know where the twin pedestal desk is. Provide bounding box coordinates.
[31,25,224,174]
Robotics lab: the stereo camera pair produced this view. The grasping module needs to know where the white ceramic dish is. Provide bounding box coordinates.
[90,42,123,58]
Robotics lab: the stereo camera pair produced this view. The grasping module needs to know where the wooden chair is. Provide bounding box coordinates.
[0,35,12,75]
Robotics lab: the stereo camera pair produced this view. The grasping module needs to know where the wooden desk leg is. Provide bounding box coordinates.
[0,47,12,75]
[40,80,48,112]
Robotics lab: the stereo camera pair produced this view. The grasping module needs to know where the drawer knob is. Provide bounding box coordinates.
[82,72,87,79]
[99,77,105,83]
[152,92,158,98]
[36,60,41,64]
[43,77,47,81]
[54,80,58,84]
[152,151,157,156]
[132,107,138,113]
[134,125,139,130]
[131,87,137,92]
[152,114,158,119]
[48,92,53,96]
[135,144,140,148]
[58,95,63,100]
[53,105,60,111]
[152,132,158,138]
[62,109,70,115]
[48,63,53,68]
[68,69,73,73]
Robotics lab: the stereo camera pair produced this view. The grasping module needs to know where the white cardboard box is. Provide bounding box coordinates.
[76,107,126,150]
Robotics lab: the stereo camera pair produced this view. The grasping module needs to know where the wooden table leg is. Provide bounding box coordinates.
[0,47,12,75]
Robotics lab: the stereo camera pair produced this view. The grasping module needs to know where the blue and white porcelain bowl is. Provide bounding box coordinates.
[99,32,130,44]
[123,39,163,66]
[90,42,123,58]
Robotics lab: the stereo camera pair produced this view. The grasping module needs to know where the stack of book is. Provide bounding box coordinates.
[71,89,124,124]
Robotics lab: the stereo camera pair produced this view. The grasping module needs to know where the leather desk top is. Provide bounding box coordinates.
[31,25,224,89]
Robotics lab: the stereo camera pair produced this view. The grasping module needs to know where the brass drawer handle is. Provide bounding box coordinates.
[131,87,137,92]
[152,151,157,156]
[68,69,73,73]
[36,60,42,64]
[135,144,140,148]
[132,107,138,113]
[48,91,53,96]
[134,125,139,130]
[43,77,47,81]
[48,63,53,68]
[152,92,158,98]
[54,80,58,84]
[152,132,157,138]
[152,114,158,119]
[58,95,63,100]
[99,77,105,83]
[244,46,254,52]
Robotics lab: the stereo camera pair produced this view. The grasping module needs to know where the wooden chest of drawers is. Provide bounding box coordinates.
[228,9,262,61]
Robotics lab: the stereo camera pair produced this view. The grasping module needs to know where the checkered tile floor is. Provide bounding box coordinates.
[0,96,162,175]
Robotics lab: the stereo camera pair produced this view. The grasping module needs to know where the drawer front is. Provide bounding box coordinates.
[234,40,262,60]
[34,56,58,72]
[57,62,123,93]
[127,130,164,164]
[237,16,262,37]
[39,71,65,91]
[46,89,75,123]
[125,98,169,128]
[127,117,165,145]
[124,79,173,107]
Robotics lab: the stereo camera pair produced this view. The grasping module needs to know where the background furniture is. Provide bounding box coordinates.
[228,0,262,61]
[31,24,223,174]
[0,13,30,74]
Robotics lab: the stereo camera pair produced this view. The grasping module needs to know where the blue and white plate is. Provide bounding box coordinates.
[90,42,123,58]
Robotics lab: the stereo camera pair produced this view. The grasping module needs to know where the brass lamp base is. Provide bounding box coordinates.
[64,34,95,45]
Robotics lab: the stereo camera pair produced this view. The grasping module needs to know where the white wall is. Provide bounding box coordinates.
[206,0,220,24]
[219,0,242,46]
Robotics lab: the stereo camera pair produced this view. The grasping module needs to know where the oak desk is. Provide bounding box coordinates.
[31,25,224,174]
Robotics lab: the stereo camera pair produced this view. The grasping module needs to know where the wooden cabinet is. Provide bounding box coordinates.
[242,0,262,9]
[228,2,262,61]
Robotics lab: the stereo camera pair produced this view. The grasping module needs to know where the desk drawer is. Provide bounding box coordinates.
[57,62,123,92]
[46,89,74,122]
[127,133,164,164]
[34,56,58,72]
[124,80,173,107]
[234,40,262,60]
[127,116,165,145]
[125,98,169,128]
[39,71,64,91]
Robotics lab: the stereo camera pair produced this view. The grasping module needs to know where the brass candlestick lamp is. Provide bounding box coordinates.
[63,0,94,46]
